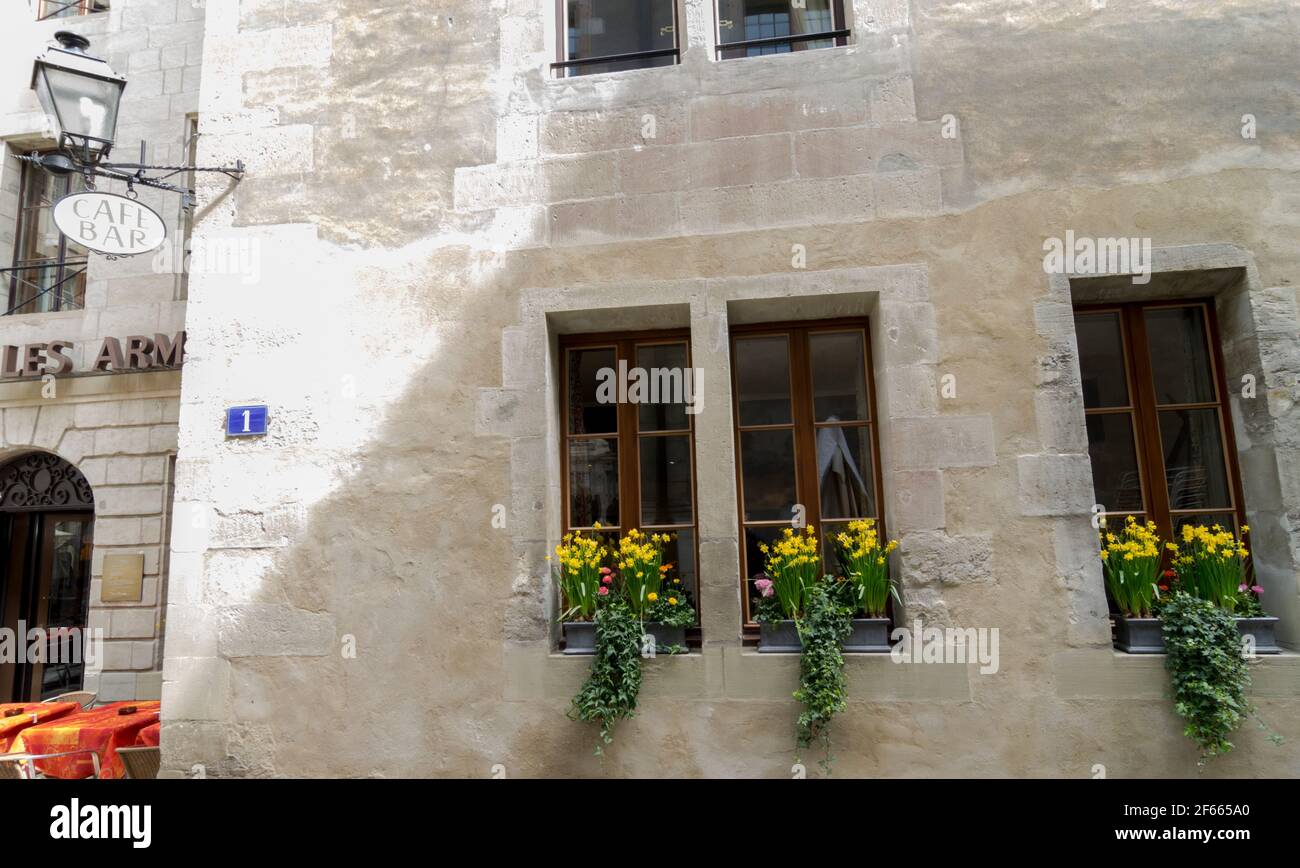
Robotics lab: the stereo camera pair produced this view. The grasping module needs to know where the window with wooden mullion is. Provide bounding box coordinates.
[731,322,884,625]
[561,332,699,613]
[1074,301,1246,545]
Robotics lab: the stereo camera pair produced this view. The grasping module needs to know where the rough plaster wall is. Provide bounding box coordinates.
[166,0,1300,777]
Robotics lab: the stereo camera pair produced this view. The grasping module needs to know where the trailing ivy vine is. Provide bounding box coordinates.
[793,583,853,773]
[568,600,643,755]
[1160,592,1281,762]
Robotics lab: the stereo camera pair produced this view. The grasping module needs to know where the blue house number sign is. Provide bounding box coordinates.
[226,405,268,437]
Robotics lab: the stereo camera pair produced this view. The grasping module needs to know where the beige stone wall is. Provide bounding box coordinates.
[165,0,1300,777]
[0,0,199,701]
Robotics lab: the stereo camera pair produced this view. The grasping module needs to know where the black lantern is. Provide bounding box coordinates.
[31,31,126,163]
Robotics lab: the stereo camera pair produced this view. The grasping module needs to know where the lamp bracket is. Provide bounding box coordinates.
[20,137,245,210]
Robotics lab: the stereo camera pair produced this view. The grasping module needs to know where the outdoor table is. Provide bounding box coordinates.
[136,722,160,747]
[10,701,161,779]
[0,702,80,753]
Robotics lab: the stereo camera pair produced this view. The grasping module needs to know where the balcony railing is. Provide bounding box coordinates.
[37,0,109,22]
[2,263,88,316]
[715,28,851,59]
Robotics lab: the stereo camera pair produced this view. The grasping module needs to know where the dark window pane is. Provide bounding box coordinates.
[734,335,791,425]
[568,437,619,527]
[816,425,875,519]
[639,434,692,525]
[809,331,869,422]
[1144,307,1216,405]
[740,428,797,521]
[1074,312,1129,409]
[1160,408,1231,510]
[565,0,676,74]
[636,342,690,432]
[566,347,617,435]
[1085,414,1145,514]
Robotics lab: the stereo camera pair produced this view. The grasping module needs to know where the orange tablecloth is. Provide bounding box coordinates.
[10,701,160,779]
[136,722,160,747]
[0,702,79,753]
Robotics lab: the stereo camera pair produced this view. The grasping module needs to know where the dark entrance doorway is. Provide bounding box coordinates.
[0,452,95,701]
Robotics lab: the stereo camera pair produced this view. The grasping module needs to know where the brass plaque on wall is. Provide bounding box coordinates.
[101,553,145,603]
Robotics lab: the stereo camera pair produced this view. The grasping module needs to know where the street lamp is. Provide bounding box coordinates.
[24,31,242,207]
[31,31,126,164]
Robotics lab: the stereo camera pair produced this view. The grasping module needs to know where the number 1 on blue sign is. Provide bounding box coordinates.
[226,405,268,437]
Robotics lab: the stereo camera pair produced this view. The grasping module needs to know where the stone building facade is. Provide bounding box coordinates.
[0,0,200,703]
[7,1,1297,778]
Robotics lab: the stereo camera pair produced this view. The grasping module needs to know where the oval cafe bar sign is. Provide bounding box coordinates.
[52,190,166,257]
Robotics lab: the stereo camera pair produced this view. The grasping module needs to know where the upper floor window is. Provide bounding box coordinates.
[37,0,110,21]
[5,159,86,316]
[1074,301,1247,541]
[716,0,848,59]
[730,321,883,625]
[554,0,680,77]
[562,332,700,619]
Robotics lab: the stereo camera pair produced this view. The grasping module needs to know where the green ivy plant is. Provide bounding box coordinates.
[568,600,643,755]
[793,582,853,773]
[1160,591,1281,762]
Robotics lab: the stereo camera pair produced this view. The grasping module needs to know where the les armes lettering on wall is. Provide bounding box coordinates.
[0,332,185,379]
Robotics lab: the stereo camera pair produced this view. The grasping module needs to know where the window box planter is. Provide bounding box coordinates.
[759,618,892,653]
[643,622,686,653]
[1236,616,1281,654]
[561,621,596,655]
[842,617,892,653]
[1114,614,1282,654]
[758,619,803,653]
[1113,615,1165,654]
[564,621,689,654]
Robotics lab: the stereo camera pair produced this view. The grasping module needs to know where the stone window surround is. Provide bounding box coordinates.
[1033,244,1300,650]
[485,262,1008,652]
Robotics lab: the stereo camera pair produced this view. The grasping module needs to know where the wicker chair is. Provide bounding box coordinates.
[43,691,97,708]
[0,749,101,779]
[116,746,160,779]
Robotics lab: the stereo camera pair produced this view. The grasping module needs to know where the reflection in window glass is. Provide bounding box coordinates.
[1085,414,1145,514]
[1074,312,1130,409]
[639,434,692,525]
[1160,408,1231,510]
[569,437,619,527]
[566,347,618,434]
[718,0,835,57]
[810,331,869,422]
[1145,307,1216,405]
[564,0,677,76]
[817,425,875,519]
[734,335,792,425]
[636,342,690,432]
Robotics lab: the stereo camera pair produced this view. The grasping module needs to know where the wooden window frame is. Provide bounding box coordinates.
[1074,299,1248,543]
[553,0,682,77]
[6,156,87,315]
[729,318,885,629]
[559,329,702,635]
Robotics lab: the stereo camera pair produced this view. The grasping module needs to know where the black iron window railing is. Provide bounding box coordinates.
[37,0,109,21]
[3,263,88,316]
[553,0,680,77]
[716,0,849,59]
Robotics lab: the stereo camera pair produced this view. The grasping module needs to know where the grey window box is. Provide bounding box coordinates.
[1237,616,1281,654]
[759,618,893,653]
[1113,616,1165,653]
[1114,614,1282,655]
[643,622,687,653]
[563,621,689,655]
[561,621,595,655]
[842,617,892,653]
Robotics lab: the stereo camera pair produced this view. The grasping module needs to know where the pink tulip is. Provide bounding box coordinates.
[1251,585,1264,595]
[597,586,609,596]
[755,577,774,598]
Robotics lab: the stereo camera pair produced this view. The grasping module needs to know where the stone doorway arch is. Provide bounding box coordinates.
[0,451,96,701]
